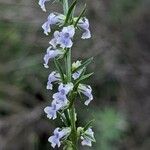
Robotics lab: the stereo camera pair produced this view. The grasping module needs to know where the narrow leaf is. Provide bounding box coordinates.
[84,119,95,131]
[74,4,86,27]
[57,111,68,126]
[54,58,65,82]
[65,0,77,24]
[74,72,94,88]
[73,57,93,73]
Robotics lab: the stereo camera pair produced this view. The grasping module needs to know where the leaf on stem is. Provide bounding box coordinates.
[65,0,77,24]
[74,72,94,88]
[84,119,95,131]
[54,58,65,83]
[74,4,87,27]
[57,111,68,126]
[73,57,93,73]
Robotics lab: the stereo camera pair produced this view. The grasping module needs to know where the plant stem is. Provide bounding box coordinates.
[63,0,78,149]
[66,49,77,149]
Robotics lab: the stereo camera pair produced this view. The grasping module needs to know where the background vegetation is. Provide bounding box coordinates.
[0,0,150,149]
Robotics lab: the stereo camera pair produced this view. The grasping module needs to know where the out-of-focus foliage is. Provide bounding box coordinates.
[0,0,150,149]
[94,108,127,150]
[109,0,140,24]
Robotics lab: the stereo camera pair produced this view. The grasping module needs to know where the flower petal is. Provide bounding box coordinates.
[38,0,50,12]
[78,84,93,105]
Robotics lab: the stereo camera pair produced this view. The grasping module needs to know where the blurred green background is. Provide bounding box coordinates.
[0,0,150,150]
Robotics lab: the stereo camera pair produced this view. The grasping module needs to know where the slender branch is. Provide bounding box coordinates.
[63,1,78,148]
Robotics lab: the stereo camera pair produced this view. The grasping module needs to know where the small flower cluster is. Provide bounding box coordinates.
[38,0,95,149]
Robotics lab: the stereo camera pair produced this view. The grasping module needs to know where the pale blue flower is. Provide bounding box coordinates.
[78,18,91,39]
[49,25,75,48]
[53,83,74,106]
[58,25,75,48]
[38,0,50,12]
[48,127,71,148]
[81,128,95,147]
[72,70,83,80]
[42,13,65,35]
[47,71,60,90]
[44,101,62,120]
[43,46,64,68]
[49,31,60,48]
[78,84,93,105]
[72,60,83,80]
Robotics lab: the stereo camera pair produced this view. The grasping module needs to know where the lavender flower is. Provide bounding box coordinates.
[78,18,91,39]
[38,0,50,12]
[81,128,95,147]
[48,127,71,148]
[44,101,62,120]
[42,13,65,35]
[50,25,75,48]
[47,71,61,90]
[78,84,93,105]
[53,83,73,106]
[72,60,83,80]
[49,31,59,48]
[43,46,64,68]
[72,70,83,80]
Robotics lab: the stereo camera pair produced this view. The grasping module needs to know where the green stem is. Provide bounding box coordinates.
[66,49,77,149]
[63,0,78,149]
[66,49,72,82]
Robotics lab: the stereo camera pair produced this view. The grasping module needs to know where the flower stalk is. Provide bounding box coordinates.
[63,1,77,147]
[38,0,95,149]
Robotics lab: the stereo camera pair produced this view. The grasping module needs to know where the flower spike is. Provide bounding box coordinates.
[38,0,95,148]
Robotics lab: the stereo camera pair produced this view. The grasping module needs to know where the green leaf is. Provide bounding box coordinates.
[65,0,77,24]
[74,4,87,27]
[73,57,93,73]
[54,58,65,82]
[57,111,68,126]
[64,109,70,126]
[84,119,95,131]
[74,72,94,88]
[63,140,77,150]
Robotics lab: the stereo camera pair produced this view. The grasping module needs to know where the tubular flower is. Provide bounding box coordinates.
[53,83,74,106]
[78,17,91,39]
[47,71,61,90]
[44,101,62,120]
[48,127,71,148]
[38,0,50,12]
[43,46,64,68]
[72,60,83,80]
[42,13,65,35]
[50,25,75,48]
[72,70,83,80]
[78,84,93,105]
[81,128,95,147]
